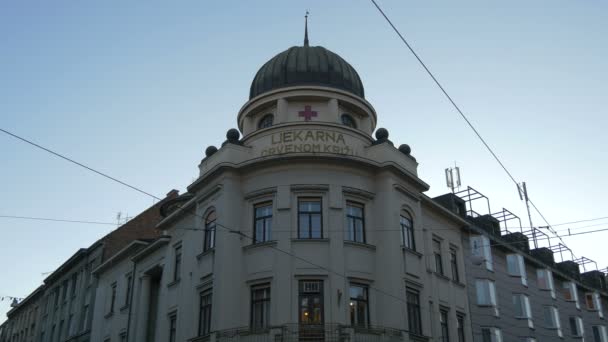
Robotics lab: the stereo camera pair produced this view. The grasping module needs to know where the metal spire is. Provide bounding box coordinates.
[304,11,309,47]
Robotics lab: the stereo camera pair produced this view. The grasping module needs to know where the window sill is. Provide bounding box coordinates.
[104,312,114,319]
[188,334,211,342]
[401,246,422,258]
[167,279,181,288]
[243,240,277,251]
[344,240,376,251]
[119,305,129,313]
[196,248,215,260]
[434,272,450,282]
[408,333,429,342]
[291,238,329,243]
[452,281,466,288]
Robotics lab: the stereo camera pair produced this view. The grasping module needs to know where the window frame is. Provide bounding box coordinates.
[258,114,274,129]
[470,235,493,271]
[406,287,423,336]
[198,289,212,337]
[506,254,528,286]
[250,284,271,331]
[297,198,323,239]
[433,238,444,275]
[349,283,370,327]
[439,307,450,342]
[341,114,357,128]
[173,245,182,282]
[109,282,117,314]
[475,279,497,306]
[345,202,366,243]
[168,313,177,342]
[253,202,273,244]
[124,273,132,307]
[400,213,415,251]
[204,209,216,252]
[450,247,460,282]
[456,312,465,342]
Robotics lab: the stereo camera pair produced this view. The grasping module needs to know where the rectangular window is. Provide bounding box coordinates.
[563,282,580,308]
[53,288,60,309]
[349,284,369,327]
[67,314,73,337]
[253,202,273,243]
[513,294,533,328]
[169,314,177,342]
[406,288,422,336]
[506,254,527,285]
[543,306,562,337]
[124,274,132,307]
[109,283,117,313]
[120,333,127,342]
[62,281,68,303]
[475,279,496,306]
[346,202,365,243]
[536,269,555,298]
[251,284,270,330]
[70,273,78,298]
[433,239,444,275]
[198,289,212,336]
[569,316,584,337]
[470,235,493,271]
[173,246,182,282]
[587,292,603,318]
[593,326,608,342]
[456,313,465,342]
[440,308,450,342]
[400,214,415,250]
[450,248,459,282]
[481,327,502,342]
[299,280,324,325]
[298,198,323,239]
[204,210,216,252]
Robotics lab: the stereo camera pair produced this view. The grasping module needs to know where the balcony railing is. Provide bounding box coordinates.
[205,323,421,342]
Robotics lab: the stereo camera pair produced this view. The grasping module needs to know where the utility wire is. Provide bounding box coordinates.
[0,215,116,226]
[368,0,568,248]
[0,128,160,200]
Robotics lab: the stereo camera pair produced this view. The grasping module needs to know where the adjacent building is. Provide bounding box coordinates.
[435,189,608,342]
[0,191,177,342]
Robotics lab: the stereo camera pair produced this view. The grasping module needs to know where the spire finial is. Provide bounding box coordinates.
[304,11,310,47]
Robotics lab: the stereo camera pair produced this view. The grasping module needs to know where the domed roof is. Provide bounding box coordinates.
[249,45,365,99]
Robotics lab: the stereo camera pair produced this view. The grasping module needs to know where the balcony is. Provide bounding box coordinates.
[198,323,414,342]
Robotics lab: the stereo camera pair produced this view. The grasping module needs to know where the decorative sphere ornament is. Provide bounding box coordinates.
[375,128,389,140]
[398,144,411,155]
[205,146,218,157]
[226,128,240,142]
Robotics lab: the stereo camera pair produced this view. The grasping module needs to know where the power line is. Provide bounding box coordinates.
[0,128,160,200]
[0,215,116,226]
[368,0,569,248]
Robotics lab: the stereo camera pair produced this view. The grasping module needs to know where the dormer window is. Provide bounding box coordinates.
[341,114,356,128]
[258,114,274,129]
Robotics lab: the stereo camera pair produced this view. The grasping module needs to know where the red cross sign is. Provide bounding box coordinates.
[298,105,318,121]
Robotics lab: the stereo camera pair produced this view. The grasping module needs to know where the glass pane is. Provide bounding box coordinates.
[255,221,264,242]
[265,219,272,241]
[355,220,364,242]
[350,286,364,299]
[311,215,321,238]
[299,215,310,238]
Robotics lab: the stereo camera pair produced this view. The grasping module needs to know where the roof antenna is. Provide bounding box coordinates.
[304,11,310,47]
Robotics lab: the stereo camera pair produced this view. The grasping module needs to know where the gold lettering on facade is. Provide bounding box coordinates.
[261,129,355,157]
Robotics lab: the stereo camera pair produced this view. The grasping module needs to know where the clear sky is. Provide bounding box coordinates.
[1,0,607,322]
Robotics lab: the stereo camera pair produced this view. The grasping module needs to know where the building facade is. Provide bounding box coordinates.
[88,38,474,342]
[435,191,608,342]
[0,191,177,342]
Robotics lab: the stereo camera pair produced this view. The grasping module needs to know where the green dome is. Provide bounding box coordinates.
[249,45,365,99]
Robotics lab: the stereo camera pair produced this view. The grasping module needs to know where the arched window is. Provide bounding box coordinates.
[258,114,274,129]
[400,212,415,251]
[204,210,216,251]
[341,114,357,128]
